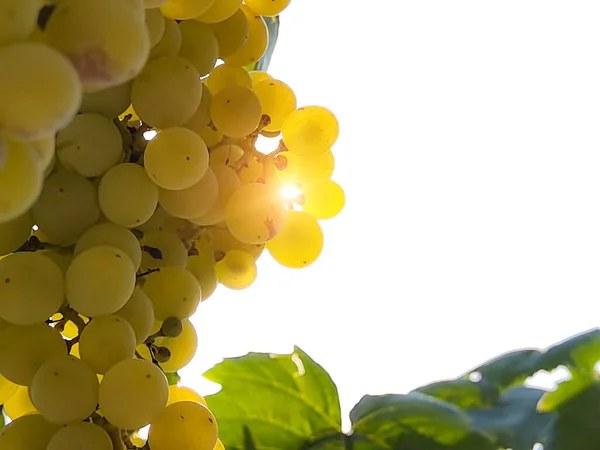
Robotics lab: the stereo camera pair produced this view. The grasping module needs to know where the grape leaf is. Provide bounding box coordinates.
[537,370,596,413]
[415,378,499,409]
[165,371,180,386]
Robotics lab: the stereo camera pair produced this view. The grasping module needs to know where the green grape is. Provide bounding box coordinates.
[183,83,212,133]
[0,252,63,325]
[196,0,241,23]
[198,125,224,148]
[212,8,249,59]
[266,210,323,268]
[216,250,257,289]
[225,182,287,244]
[248,70,273,86]
[245,0,291,16]
[191,164,241,226]
[0,42,81,140]
[0,414,60,449]
[0,141,43,223]
[224,5,268,67]
[115,287,155,345]
[45,0,150,90]
[215,439,226,450]
[48,422,113,450]
[210,86,262,138]
[205,63,252,94]
[135,206,189,235]
[30,356,99,424]
[0,323,66,386]
[276,149,334,189]
[207,227,265,260]
[167,385,207,406]
[8,135,56,174]
[145,7,166,47]
[158,167,219,219]
[98,163,159,227]
[178,21,219,77]
[0,0,40,45]
[254,79,297,132]
[161,0,214,20]
[144,127,209,190]
[237,155,264,184]
[210,143,244,167]
[155,319,197,372]
[99,358,168,430]
[149,18,181,59]
[301,180,345,219]
[75,222,142,270]
[148,401,218,450]
[66,245,136,317]
[142,267,201,320]
[79,81,132,119]
[56,113,123,178]
[186,252,218,301]
[79,315,136,374]
[4,385,36,419]
[0,211,34,256]
[140,230,188,271]
[145,0,169,7]
[282,106,339,156]
[38,249,73,274]
[0,373,18,405]
[32,169,101,245]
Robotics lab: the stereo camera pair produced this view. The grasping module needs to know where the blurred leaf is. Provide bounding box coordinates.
[255,16,280,72]
[415,378,499,409]
[165,372,180,386]
[466,349,541,391]
[530,328,600,372]
[537,370,596,413]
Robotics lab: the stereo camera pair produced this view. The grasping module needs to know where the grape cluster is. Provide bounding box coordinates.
[0,0,343,448]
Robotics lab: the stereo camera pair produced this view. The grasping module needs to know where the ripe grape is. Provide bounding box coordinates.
[187,251,218,301]
[140,230,188,271]
[145,8,166,47]
[167,384,207,406]
[80,81,132,118]
[161,0,215,20]
[115,287,156,344]
[210,144,244,167]
[216,250,257,289]
[184,83,213,133]
[276,149,335,189]
[208,227,265,261]
[248,70,273,86]
[158,167,219,219]
[142,267,202,320]
[192,164,241,226]
[0,0,40,45]
[178,21,219,77]
[206,63,252,94]
[75,222,142,270]
[282,106,340,156]
[80,315,136,374]
[0,414,59,449]
[3,385,37,419]
[0,211,34,256]
[199,125,224,148]
[301,180,346,219]
[224,5,268,67]
[47,422,113,450]
[196,0,241,23]
[245,0,291,16]
[210,86,263,138]
[254,79,297,132]
[149,18,182,59]
[212,8,249,59]
[15,135,57,173]
[215,439,226,450]
[154,319,198,372]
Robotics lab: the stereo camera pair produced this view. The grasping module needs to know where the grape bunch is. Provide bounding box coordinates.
[0,0,344,448]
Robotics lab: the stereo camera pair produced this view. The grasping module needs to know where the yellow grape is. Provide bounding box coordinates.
[135,206,190,235]
[149,18,182,59]
[0,252,63,326]
[56,113,123,177]
[4,385,36,419]
[282,106,340,156]
[206,63,252,94]
[0,42,81,140]
[45,0,150,90]
[183,83,213,133]
[207,227,265,260]
[254,79,297,132]
[216,250,257,290]
[178,21,219,77]
[144,127,209,190]
[66,245,137,317]
[38,249,73,274]
[132,56,203,128]
[301,180,345,219]
[199,125,224,148]
[196,0,241,23]
[276,149,335,189]
[98,163,159,227]
[187,252,218,301]
[245,0,291,16]
[0,373,17,405]
[159,167,219,219]
[80,315,136,374]
[267,210,324,268]
[210,86,262,138]
[0,414,59,449]
[146,8,166,47]
[237,155,264,184]
[30,356,99,424]
[161,0,215,20]
[99,358,168,430]
[191,164,241,226]
[115,287,156,345]
[167,385,207,406]
[224,5,268,67]
[32,169,101,245]
[0,211,34,256]
[225,182,287,244]
[75,222,142,270]
[48,422,113,450]
[0,0,39,45]
[148,401,218,450]
[80,81,132,119]
[142,267,201,320]
[215,439,226,450]
[212,8,249,59]
[0,323,66,386]
[140,230,188,271]
[248,70,273,86]
[154,319,197,372]
[11,135,57,173]
[210,143,244,167]
[145,0,169,7]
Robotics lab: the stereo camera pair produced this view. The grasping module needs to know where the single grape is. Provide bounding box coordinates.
[245,0,291,16]
[211,8,249,59]
[75,222,142,270]
[301,180,346,219]
[3,385,37,419]
[115,288,156,345]
[183,83,213,133]
[47,422,113,450]
[248,70,273,86]
[0,211,34,256]
[254,79,297,132]
[145,7,166,47]
[0,0,40,45]
[210,85,262,138]
[205,63,252,94]
[167,385,207,406]
[154,319,197,372]
[149,18,182,59]
[161,0,215,20]
[80,315,136,374]
[208,227,265,260]
[142,267,201,320]
[216,250,257,290]
[209,144,244,167]
[224,5,268,67]
[276,149,335,189]
[80,81,132,119]
[158,167,219,219]
[282,106,339,156]
[161,317,183,338]
[198,125,224,148]
[187,252,218,301]
[196,0,241,23]
[192,164,241,226]
[178,21,219,76]
[0,414,60,449]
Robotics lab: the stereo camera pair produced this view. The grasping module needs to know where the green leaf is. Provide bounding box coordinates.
[530,328,600,372]
[204,346,342,450]
[415,378,499,409]
[245,16,280,72]
[165,372,180,386]
[466,349,541,391]
[537,370,596,413]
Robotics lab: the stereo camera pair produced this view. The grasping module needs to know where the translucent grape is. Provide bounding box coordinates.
[210,144,244,167]
[254,79,297,132]
[216,250,257,289]
[0,211,34,256]
[0,373,18,405]
[191,164,241,226]
[66,245,136,317]
[8,135,56,174]
[178,21,219,78]
[210,86,262,138]
[38,249,73,274]
[56,113,123,178]
[45,0,150,89]
[135,206,191,235]
[144,127,209,190]
[282,106,339,156]
[146,7,166,47]
[266,210,324,268]
[248,70,273,86]
[212,8,249,59]
[207,227,265,260]
[140,230,188,271]
[276,150,335,189]
[0,323,66,386]
[148,401,218,450]
[80,315,136,373]
[142,267,201,320]
[245,0,291,16]
[132,56,203,128]
[187,252,218,301]
[115,288,155,345]
[47,422,113,450]
[158,167,219,219]
[301,180,346,219]
[98,163,159,227]
[183,83,212,133]
[0,414,59,449]
[155,319,197,372]
[196,0,241,23]
[149,18,181,59]
[0,252,63,325]
[99,358,168,430]
[206,64,252,94]
[80,81,132,119]
[237,155,264,184]
[30,356,99,424]
[224,6,268,67]
[199,125,224,148]
[167,385,207,406]
[75,222,142,270]
[161,0,215,20]
[0,0,40,45]
[0,42,81,140]
[225,182,287,244]
[215,438,226,450]
[4,385,37,419]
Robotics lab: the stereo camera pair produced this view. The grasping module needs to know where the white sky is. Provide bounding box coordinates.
[184,0,600,430]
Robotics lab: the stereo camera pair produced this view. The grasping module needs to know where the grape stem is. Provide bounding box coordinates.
[136,268,161,278]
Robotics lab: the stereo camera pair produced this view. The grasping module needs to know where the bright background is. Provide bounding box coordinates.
[184,0,600,430]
